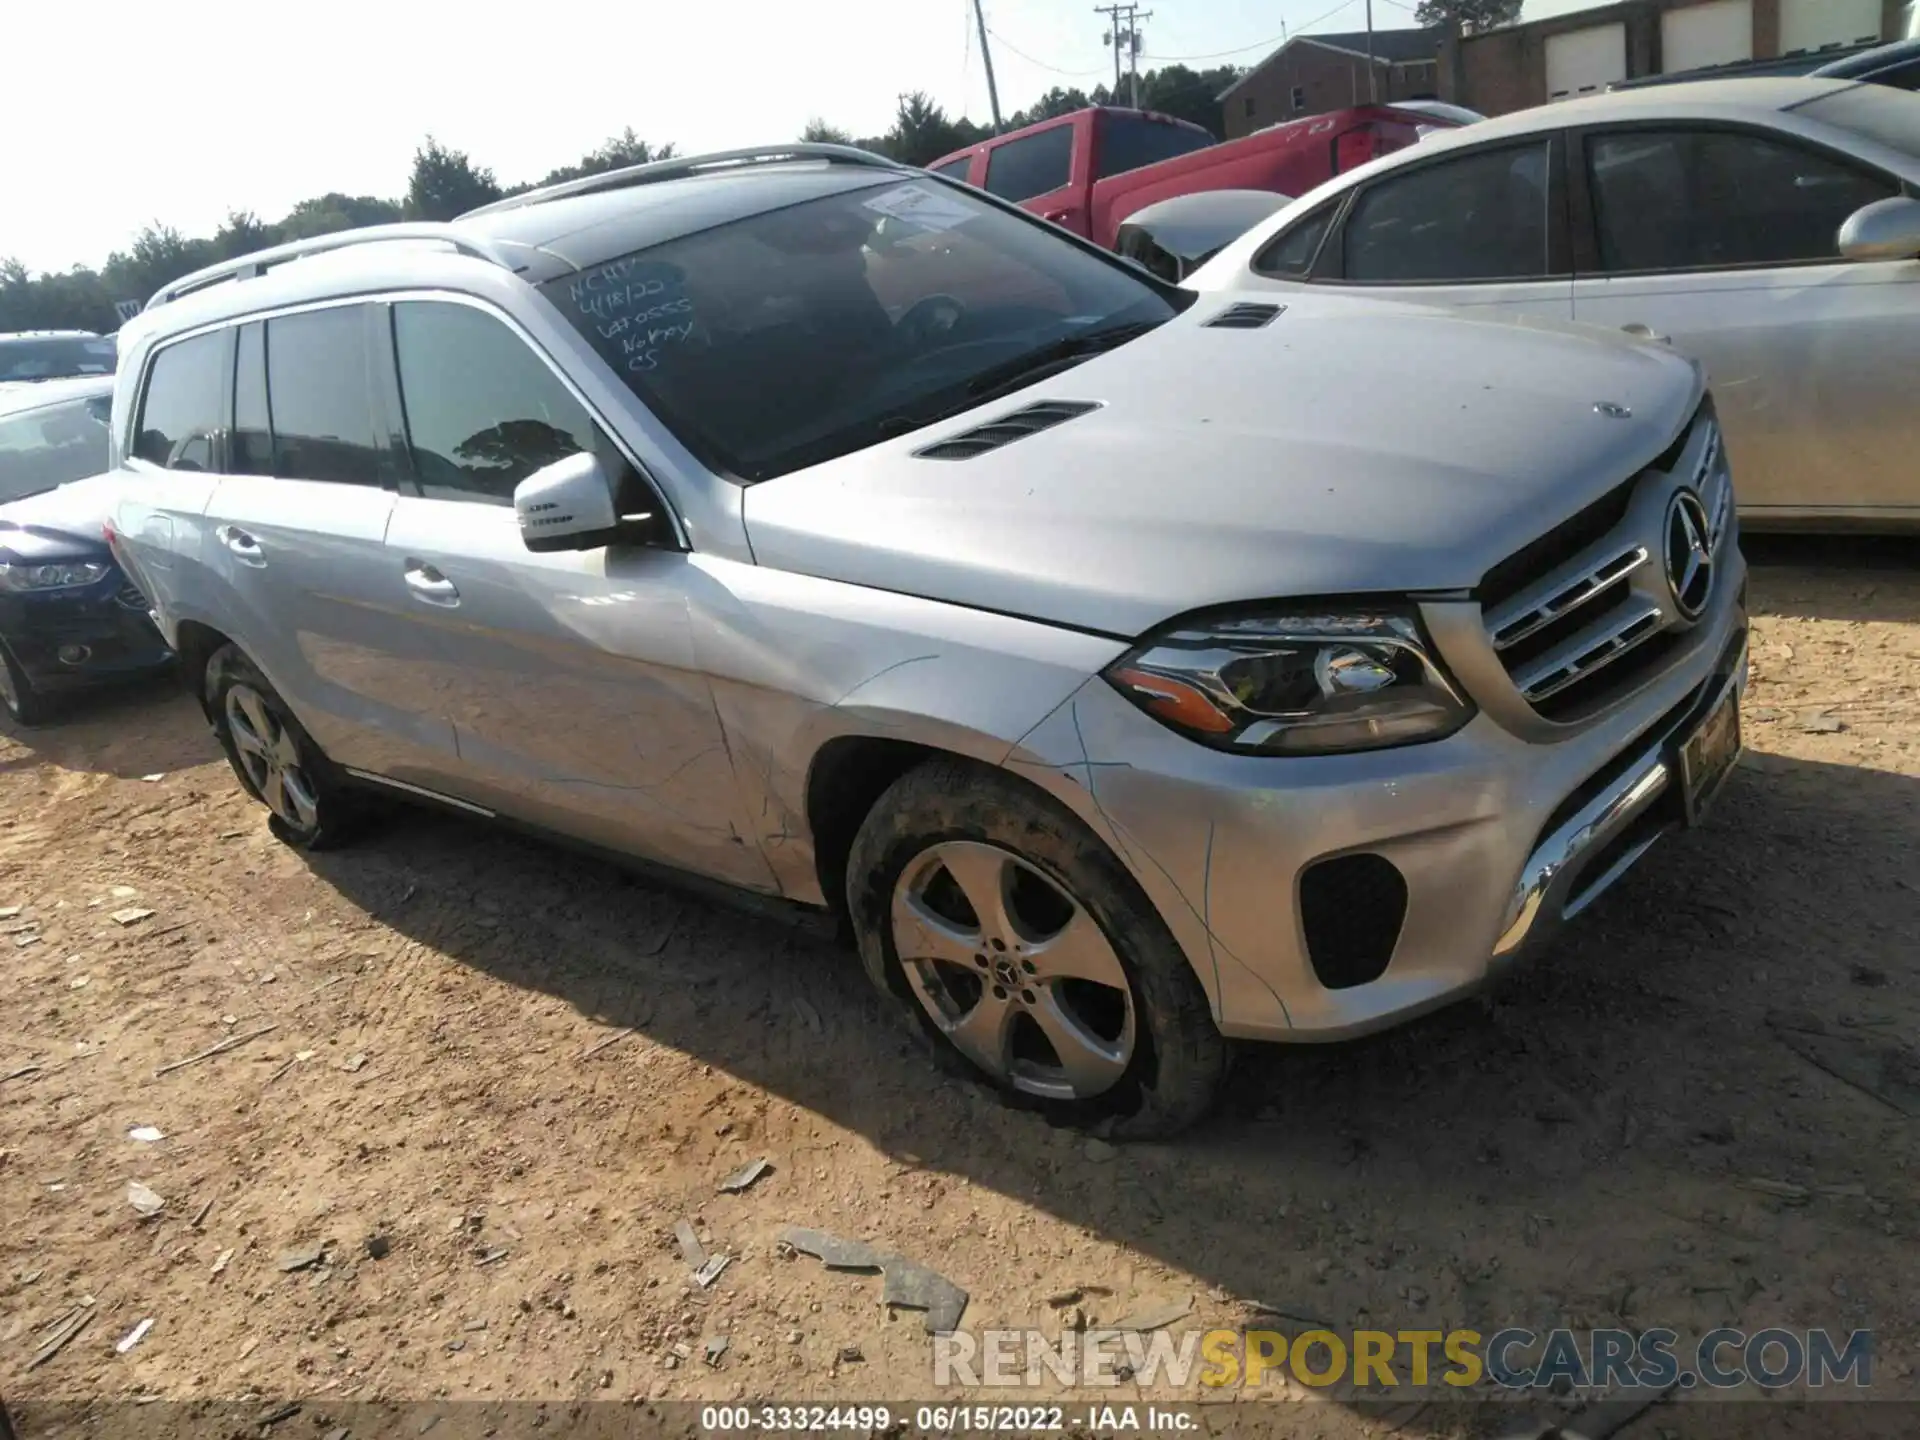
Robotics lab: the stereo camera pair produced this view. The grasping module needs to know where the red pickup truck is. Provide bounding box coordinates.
[927,103,1453,251]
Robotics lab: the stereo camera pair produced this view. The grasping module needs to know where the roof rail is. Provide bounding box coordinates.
[146,223,517,311]
[459,142,906,219]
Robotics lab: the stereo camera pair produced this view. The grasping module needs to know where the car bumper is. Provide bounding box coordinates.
[1,583,174,693]
[1016,561,1748,1043]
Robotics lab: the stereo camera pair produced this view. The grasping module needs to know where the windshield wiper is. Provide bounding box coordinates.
[961,319,1161,400]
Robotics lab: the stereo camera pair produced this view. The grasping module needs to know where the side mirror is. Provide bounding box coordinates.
[514,452,619,553]
[1838,196,1920,262]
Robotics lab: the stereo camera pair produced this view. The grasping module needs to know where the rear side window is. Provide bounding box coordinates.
[1095,116,1214,179]
[984,126,1073,201]
[1343,141,1556,282]
[264,306,381,486]
[390,301,596,505]
[930,156,974,182]
[1586,128,1897,272]
[1255,202,1339,278]
[133,331,225,471]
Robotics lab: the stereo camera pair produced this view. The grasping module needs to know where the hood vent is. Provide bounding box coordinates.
[914,399,1101,461]
[1205,301,1285,329]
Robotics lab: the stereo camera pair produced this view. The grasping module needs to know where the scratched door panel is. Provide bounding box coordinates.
[381,495,775,891]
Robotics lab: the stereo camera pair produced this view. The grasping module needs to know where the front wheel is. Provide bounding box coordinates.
[0,642,55,727]
[845,758,1227,1138]
[205,644,363,849]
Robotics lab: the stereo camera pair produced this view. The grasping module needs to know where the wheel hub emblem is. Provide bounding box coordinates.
[992,958,1021,989]
[1664,488,1714,620]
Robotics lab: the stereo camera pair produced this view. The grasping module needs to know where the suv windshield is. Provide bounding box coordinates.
[540,177,1184,481]
[1790,84,1920,157]
[0,336,117,383]
[0,393,114,502]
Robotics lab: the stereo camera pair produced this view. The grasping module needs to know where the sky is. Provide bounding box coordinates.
[4,0,1606,274]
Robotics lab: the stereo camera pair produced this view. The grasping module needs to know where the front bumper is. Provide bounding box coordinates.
[0,578,174,693]
[1015,558,1748,1043]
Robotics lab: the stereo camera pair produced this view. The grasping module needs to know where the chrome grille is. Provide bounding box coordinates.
[1480,402,1732,721]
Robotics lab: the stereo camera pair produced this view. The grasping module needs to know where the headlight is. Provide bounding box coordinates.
[0,560,112,592]
[1103,609,1475,755]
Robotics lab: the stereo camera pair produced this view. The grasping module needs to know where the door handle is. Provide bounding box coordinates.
[215,524,266,568]
[1621,322,1671,346]
[403,562,460,607]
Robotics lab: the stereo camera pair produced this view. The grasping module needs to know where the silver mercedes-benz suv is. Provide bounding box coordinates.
[106,144,1746,1136]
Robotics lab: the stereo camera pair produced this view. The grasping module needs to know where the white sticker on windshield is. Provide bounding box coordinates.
[863,183,976,233]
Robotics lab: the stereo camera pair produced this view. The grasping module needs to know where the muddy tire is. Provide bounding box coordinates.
[0,642,55,728]
[205,644,365,850]
[846,756,1227,1139]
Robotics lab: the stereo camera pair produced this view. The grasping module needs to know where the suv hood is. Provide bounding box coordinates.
[742,291,1701,638]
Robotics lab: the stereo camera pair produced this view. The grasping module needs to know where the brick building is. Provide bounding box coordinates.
[1218,29,1441,140]
[1439,0,1909,117]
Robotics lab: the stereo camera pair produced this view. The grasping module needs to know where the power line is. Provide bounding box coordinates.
[1139,0,1362,62]
[985,27,1111,77]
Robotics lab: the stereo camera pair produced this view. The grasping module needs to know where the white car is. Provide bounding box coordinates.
[1188,78,1920,531]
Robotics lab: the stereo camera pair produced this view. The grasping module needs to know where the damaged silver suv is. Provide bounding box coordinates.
[106,144,1746,1135]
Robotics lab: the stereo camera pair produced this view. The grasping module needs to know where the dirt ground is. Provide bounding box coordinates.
[3,537,1918,1438]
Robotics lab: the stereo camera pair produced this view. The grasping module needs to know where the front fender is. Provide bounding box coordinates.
[682,553,1126,901]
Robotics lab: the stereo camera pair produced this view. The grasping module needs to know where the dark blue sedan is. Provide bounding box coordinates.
[0,377,171,725]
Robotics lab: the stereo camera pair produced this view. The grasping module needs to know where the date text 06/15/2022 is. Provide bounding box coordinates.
[700,1405,1198,1433]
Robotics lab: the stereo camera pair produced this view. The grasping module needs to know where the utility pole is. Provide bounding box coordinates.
[973,0,1004,132]
[1095,2,1151,107]
[1096,3,1123,97]
[1365,0,1377,102]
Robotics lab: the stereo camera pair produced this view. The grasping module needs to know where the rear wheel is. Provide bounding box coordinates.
[846,758,1226,1138]
[0,643,54,727]
[205,644,363,849]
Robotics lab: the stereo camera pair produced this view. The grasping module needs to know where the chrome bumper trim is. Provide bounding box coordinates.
[1492,633,1746,962]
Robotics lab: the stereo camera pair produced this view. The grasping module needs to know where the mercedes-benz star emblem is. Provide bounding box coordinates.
[1664,489,1714,620]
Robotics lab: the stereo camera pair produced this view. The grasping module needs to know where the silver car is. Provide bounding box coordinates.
[1188,77,1920,531]
[107,145,1747,1136]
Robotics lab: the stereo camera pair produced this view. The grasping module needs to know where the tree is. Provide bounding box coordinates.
[1414,0,1522,34]
[404,136,502,221]
[875,92,985,168]
[800,118,853,144]
[101,225,218,310]
[1005,87,1091,130]
[215,210,276,259]
[539,129,677,187]
[279,193,403,241]
[1134,64,1244,138]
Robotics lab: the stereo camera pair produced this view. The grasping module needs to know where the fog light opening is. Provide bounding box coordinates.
[1299,852,1408,991]
[56,644,92,667]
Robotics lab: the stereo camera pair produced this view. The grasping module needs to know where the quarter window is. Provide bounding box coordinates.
[983,126,1073,202]
[1342,141,1557,283]
[390,302,596,505]
[264,306,382,486]
[930,156,973,183]
[1586,128,1900,273]
[132,330,225,471]
[1255,202,1338,278]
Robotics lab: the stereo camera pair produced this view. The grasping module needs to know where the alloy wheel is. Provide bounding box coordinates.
[225,683,319,830]
[890,840,1137,1100]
